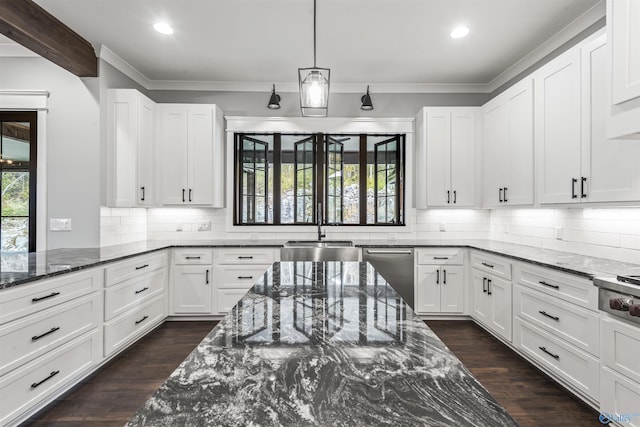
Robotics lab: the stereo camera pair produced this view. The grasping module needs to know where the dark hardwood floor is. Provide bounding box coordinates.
[426,320,603,427]
[22,321,217,427]
[23,320,602,426]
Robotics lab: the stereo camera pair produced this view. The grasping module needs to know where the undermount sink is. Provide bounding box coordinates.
[284,240,354,248]
[281,240,359,262]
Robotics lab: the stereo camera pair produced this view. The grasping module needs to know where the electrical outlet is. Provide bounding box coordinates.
[50,218,72,231]
[439,223,446,232]
[198,221,211,231]
[176,223,183,232]
[554,226,564,240]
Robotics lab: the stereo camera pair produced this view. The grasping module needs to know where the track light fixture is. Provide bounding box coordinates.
[360,85,374,111]
[267,84,281,109]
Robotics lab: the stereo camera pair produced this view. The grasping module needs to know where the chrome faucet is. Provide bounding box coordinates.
[317,203,326,241]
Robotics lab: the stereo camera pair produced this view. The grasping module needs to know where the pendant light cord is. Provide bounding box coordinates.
[313,0,317,67]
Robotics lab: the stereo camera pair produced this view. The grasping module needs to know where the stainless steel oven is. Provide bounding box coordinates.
[594,275,640,325]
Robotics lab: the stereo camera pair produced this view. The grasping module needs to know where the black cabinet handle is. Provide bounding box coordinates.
[135,287,149,295]
[447,190,450,204]
[539,281,560,290]
[436,269,440,284]
[31,370,60,389]
[32,326,60,341]
[481,262,494,268]
[487,279,492,295]
[135,264,149,270]
[483,277,487,293]
[32,292,60,303]
[433,256,449,260]
[189,188,192,202]
[571,178,578,199]
[581,177,587,198]
[503,187,508,203]
[182,188,186,202]
[185,256,201,260]
[140,186,145,201]
[539,346,560,360]
[453,190,457,204]
[499,188,503,203]
[238,256,254,259]
[206,269,210,284]
[135,315,149,325]
[237,276,254,279]
[443,269,447,284]
[539,310,560,321]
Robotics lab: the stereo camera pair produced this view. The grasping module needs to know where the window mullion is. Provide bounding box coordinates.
[273,134,281,225]
[359,134,367,225]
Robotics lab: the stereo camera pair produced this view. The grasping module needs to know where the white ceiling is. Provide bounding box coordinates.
[28,0,603,91]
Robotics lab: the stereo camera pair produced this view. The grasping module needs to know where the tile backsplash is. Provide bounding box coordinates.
[101,205,640,264]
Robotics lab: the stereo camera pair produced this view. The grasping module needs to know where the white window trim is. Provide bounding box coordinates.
[0,90,49,251]
[224,116,414,234]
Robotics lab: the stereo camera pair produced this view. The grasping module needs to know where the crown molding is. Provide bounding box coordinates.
[98,45,152,89]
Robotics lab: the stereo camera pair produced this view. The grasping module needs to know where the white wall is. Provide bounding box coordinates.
[0,57,101,249]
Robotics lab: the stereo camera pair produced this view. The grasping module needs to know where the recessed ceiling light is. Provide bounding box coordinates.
[153,22,174,35]
[450,26,470,39]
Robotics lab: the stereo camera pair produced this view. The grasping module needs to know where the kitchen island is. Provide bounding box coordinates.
[127,262,517,426]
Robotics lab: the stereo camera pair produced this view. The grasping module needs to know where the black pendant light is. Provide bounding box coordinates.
[267,84,281,109]
[298,0,330,117]
[360,86,374,111]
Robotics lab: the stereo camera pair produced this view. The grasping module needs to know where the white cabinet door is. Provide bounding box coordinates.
[487,275,512,342]
[536,48,582,204]
[504,79,534,206]
[188,106,214,205]
[160,105,189,205]
[583,33,640,203]
[610,0,640,105]
[481,99,505,207]
[450,110,477,207]
[471,270,490,325]
[440,265,464,313]
[601,367,640,427]
[415,265,440,313]
[426,110,451,207]
[137,95,156,206]
[172,266,212,314]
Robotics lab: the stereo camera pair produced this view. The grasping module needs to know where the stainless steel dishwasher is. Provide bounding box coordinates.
[362,247,415,309]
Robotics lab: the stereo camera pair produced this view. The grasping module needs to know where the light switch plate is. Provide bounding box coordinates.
[50,218,72,231]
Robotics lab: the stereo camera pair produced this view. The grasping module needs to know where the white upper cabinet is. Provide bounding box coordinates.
[418,107,478,208]
[481,78,534,207]
[159,104,225,207]
[106,89,157,207]
[607,0,640,139]
[536,29,640,204]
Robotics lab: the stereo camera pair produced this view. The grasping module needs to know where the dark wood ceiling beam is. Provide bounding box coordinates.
[0,0,97,77]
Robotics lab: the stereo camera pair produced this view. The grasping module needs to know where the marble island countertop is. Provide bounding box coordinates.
[2,238,639,289]
[126,262,517,427]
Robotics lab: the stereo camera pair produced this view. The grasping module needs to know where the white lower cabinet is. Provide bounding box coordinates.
[471,267,512,342]
[172,265,213,314]
[415,265,464,314]
[601,367,640,427]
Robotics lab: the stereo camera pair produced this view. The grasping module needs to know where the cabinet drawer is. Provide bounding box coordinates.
[216,288,250,314]
[0,293,101,377]
[470,252,512,280]
[601,314,640,385]
[514,263,597,311]
[217,248,276,265]
[416,248,463,265]
[105,269,165,321]
[513,284,599,357]
[601,367,640,427]
[0,269,103,325]
[173,249,213,265]
[0,329,101,427]
[105,252,165,286]
[103,295,165,357]
[216,265,270,289]
[514,318,599,401]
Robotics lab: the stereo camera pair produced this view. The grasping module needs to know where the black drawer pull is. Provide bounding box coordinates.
[487,279,492,295]
[539,281,559,290]
[443,269,447,284]
[433,256,449,260]
[436,269,439,284]
[185,256,201,260]
[503,187,508,203]
[237,276,254,279]
[135,287,149,295]
[238,256,254,259]
[499,188,503,203]
[447,190,451,204]
[206,269,210,284]
[571,178,577,199]
[182,188,186,202]
[481,262,494,268]
[140,186,145,201]
[189,188,192,202]
[31,370,60,389]
[539,346,560,360]
[32,327,60,341]
[539,310,559,321]
[581,177,587,199]
[482,277,487,293]
[135,264,149,270]
[135,315,149,325]
[453,190,457,204]
[32,292,60,303]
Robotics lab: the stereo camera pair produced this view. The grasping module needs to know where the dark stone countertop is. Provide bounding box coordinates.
[2,238,639,290]
[126,261,518,427]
